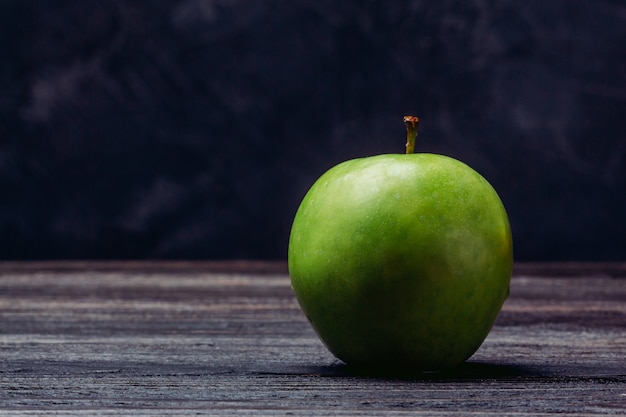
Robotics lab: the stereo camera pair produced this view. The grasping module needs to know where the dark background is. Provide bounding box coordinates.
[1,1,625,261]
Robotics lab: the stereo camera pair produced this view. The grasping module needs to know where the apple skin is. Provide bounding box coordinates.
[288,153,513,372]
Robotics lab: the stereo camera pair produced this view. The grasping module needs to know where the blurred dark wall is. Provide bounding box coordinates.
[1,1,625,261]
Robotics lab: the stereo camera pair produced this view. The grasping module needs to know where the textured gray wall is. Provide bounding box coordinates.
[1,1,625,260]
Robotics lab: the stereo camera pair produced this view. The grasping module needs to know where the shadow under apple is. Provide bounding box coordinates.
[288,361,547,381]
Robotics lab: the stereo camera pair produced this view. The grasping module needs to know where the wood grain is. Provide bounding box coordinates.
[0,262,624,416]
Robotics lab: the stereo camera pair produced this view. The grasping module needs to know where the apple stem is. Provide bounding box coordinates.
[403,116,419,154]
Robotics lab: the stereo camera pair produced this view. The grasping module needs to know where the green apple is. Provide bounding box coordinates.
[288,116,513,372]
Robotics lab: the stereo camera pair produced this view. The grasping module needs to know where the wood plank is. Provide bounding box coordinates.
[0,262,624,415]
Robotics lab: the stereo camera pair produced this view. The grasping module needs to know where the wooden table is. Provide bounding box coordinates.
[0,261,624,416]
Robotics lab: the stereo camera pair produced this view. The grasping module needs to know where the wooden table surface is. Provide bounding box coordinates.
[0,261,624,416]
